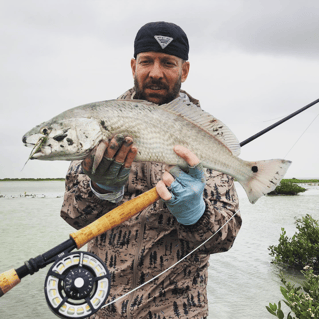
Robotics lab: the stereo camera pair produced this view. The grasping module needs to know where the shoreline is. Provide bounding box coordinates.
[284,178,319,183]
[0,178,65,181]
[0,178,318,183]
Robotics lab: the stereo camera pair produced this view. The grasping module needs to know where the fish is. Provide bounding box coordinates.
[22,98,291,204]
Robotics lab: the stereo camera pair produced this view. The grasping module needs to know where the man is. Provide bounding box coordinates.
[61,22,242,319]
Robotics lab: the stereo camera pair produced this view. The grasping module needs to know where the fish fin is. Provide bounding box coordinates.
[116,99,156,105]
[238,159,292,204]
[160,98,241,156]
[92,142,108,174]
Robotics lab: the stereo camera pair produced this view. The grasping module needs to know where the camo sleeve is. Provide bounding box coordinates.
[60,161,118,230]
[175,169,242,254]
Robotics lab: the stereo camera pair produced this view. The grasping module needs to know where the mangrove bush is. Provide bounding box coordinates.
[268,215,319,272]
[266,266,319,319]
[268,180,306,196]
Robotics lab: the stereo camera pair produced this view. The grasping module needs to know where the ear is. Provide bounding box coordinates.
[131,58,137,77]
[181,61,190,83]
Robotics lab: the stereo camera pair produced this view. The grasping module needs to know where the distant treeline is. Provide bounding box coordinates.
[0,178,65,181]
[285,178,319,183]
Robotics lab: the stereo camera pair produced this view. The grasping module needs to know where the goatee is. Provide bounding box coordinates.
[134,76,182,105]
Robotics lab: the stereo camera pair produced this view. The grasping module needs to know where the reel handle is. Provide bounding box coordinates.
[0,269,21,297]
[70,187,160,248]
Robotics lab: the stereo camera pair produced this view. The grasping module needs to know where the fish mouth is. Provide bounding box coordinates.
[23,135,52,159]
[28,146,52,159]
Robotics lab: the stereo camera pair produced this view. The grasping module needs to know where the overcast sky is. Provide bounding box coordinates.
[0,0,318,179]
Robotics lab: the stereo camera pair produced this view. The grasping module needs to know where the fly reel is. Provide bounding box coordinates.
[44,251,110,318]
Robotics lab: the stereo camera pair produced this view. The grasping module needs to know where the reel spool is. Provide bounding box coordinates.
[44,251,110,319]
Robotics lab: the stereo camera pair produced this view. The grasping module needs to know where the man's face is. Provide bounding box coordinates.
[131,52,190,105]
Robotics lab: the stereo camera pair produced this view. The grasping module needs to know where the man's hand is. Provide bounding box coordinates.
[82,135,137,194]
[156,145,206,225]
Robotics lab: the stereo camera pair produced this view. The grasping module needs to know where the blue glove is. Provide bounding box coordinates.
[163,163,206,225]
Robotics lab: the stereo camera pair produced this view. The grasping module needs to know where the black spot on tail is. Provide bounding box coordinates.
[252,166,258,173]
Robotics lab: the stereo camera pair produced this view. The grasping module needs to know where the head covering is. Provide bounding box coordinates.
[134,21,189,60]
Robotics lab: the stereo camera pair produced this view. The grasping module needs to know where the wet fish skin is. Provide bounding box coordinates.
[22,98,291,204]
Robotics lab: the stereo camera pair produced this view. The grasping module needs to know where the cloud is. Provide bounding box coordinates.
[0,0,318,178]
[183,0,319,59]
[2,0,319,59]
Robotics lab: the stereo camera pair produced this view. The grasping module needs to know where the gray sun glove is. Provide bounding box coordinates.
[163,163,206,225]
[83,156,131,193]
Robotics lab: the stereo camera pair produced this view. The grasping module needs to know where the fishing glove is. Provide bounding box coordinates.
[83,156,131,203]
[164,163,206,225]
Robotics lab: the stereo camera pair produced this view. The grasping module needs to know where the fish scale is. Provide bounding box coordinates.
[23,98,291,203]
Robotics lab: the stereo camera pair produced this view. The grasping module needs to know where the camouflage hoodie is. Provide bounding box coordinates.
[61,89,242,319]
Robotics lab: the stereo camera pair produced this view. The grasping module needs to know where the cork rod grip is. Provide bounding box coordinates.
[0,269,21,297]
[70,187,160,249]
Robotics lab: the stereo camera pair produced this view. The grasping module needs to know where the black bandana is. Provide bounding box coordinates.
[134,21,189,60]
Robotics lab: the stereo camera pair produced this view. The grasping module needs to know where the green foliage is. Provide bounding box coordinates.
[266,300,286,319]
[269,215,319,272]
[268,180,306,196]
[287,179,319,184]
[266,267,319,318]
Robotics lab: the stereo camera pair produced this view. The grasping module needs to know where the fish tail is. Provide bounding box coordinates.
[238,159,292,204]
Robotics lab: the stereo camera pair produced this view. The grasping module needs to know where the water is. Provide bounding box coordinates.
[0,181,318,319]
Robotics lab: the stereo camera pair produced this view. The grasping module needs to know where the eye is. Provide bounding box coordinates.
[40,127,50,135]
[165,61,176,67]
[140,60,151,65]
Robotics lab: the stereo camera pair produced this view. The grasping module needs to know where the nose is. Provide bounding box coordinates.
[149,61,163,79]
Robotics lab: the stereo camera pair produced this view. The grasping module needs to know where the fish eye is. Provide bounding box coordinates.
[40,127,50,135]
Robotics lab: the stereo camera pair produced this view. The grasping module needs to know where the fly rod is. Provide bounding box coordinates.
[0,97,318,318]
[240,98,319,147]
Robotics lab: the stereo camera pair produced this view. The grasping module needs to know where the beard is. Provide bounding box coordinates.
[134,75,182,105]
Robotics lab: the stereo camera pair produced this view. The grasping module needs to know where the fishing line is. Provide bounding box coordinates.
[3,98,318,317]
[240,98,319,147]
[101,209,240,309]
[262,115,289,123]
[284,113,319,159]
[98,99,319,309]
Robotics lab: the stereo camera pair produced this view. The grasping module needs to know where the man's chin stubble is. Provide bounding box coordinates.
[134,76,182,105]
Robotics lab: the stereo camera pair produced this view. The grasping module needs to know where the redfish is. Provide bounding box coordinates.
[22,98,291,203]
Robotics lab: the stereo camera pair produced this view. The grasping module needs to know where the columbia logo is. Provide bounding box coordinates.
[154,35,174,49]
